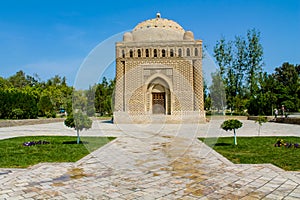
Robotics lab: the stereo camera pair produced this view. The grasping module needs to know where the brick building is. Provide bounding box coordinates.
[114,13,205,123]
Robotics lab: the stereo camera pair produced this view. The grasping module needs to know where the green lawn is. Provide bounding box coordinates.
[0,136,115,168]
[199,137,300,171]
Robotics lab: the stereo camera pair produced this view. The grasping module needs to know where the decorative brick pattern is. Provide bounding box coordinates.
[114,16,205,123]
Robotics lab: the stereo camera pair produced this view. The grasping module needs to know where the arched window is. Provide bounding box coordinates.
[137,49,141,57]
[145,49,149,57]
[162,49,166,57]
[122,50,125,58]
[170,49,174,57]
[153,49,157,57]
[194,48,198,56]
[178,48,182,57]
[186,48,190,56]
[129,49,133,58]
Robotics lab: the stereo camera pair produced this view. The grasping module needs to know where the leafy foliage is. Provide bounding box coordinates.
[64,112,92,132]
[255,116,268,126]
[255,116,268,136]
[221,119,243,145]
[221,119,243,131]
[64,111,93,144]
[0,89,38,119]
[0,71,73,119]
[95,77,115,116]
[212,28,300,115]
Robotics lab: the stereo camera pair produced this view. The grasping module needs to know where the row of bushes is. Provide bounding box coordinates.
[0,90,38,119]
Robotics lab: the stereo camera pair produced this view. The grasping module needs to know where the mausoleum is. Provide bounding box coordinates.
[114,13,205,123]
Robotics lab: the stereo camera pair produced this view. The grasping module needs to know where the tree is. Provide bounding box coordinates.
[213,38,235,111]
[37,95,54,117]
[8,70,32,88]
[64,111,92,144]
[209,71,226,113]
[246,29,264,95]
[255,116,268,136]
[273,62,300,112]
[94,77,115,116]
[86,86,95,117]
[0,89,38,119]
[233,36,247,96]
[0,77,12,89]
[221,119,243,145]
[213,37,233,79]
[213,29,264,114]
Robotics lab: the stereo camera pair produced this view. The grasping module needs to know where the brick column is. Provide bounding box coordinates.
[193,59,204,112]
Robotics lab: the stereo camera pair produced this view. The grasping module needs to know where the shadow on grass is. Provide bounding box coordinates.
[214,143,232,146]
[62,141,89,145]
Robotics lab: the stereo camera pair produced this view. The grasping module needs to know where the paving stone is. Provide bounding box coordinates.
[0,120,300,198]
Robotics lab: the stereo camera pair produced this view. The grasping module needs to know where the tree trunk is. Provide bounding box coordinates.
[234,129,237,145]
[77,129,80,144]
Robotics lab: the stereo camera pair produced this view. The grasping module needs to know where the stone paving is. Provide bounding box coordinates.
[0,119,300,199]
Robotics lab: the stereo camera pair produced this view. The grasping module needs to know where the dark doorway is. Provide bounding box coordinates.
[152,93,165,114]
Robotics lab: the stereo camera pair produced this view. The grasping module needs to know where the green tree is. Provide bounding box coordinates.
[221,119,243,145]
[233,36,247,96]
[0,89,38,119]
[94,77,115,116]
[38,95,54,117]
[8,70,29,88]
[213,38,236,111]
[213,37,233,79]
[64,111,92,144]
[72,90,87,113]
[255,116,268,136]
[86,86,95,117]
[209,71,226,113]
[213,29,264,115]
[273,62,300,112]
[0,77,12,89]
[0,72,73,119]
[246,29,264,95]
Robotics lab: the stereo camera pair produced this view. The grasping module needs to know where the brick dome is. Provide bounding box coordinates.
[129,13,186,42]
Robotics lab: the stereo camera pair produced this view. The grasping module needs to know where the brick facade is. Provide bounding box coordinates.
[114,14,205,123]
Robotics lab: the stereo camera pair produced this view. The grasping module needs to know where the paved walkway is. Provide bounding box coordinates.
[0,119,300,199]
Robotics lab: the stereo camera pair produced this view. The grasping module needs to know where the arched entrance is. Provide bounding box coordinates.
[146,77,171,115]
[152,84,166,114]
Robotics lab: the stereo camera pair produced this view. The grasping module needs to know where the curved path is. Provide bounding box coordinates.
[0,120,300,199]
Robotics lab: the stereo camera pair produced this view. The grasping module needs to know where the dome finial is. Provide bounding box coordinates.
[156,12,161,18]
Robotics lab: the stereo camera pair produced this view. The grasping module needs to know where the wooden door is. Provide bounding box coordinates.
[152,93,165,114]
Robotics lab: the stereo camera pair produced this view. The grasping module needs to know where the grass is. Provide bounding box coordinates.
[199,137,300,171]
[0,136,115,168]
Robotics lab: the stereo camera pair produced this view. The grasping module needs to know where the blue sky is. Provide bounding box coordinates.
[0,0,299,86]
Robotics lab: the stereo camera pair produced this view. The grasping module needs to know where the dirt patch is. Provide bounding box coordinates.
[67,167,92,179]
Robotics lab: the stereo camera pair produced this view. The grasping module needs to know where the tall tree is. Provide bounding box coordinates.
[209,71,226,113]
[213,38,233,80]
[246,29,264,95]
[8,70,29,88]
[94,77,114,116]
[213,29,264,114]
[86,86,95,117]
[233,35,247,96]
[273,62,300,111]
[214,38,235,110]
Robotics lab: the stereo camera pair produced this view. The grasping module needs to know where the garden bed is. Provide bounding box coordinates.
[0,136,115,168]
[199,136,300,171]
